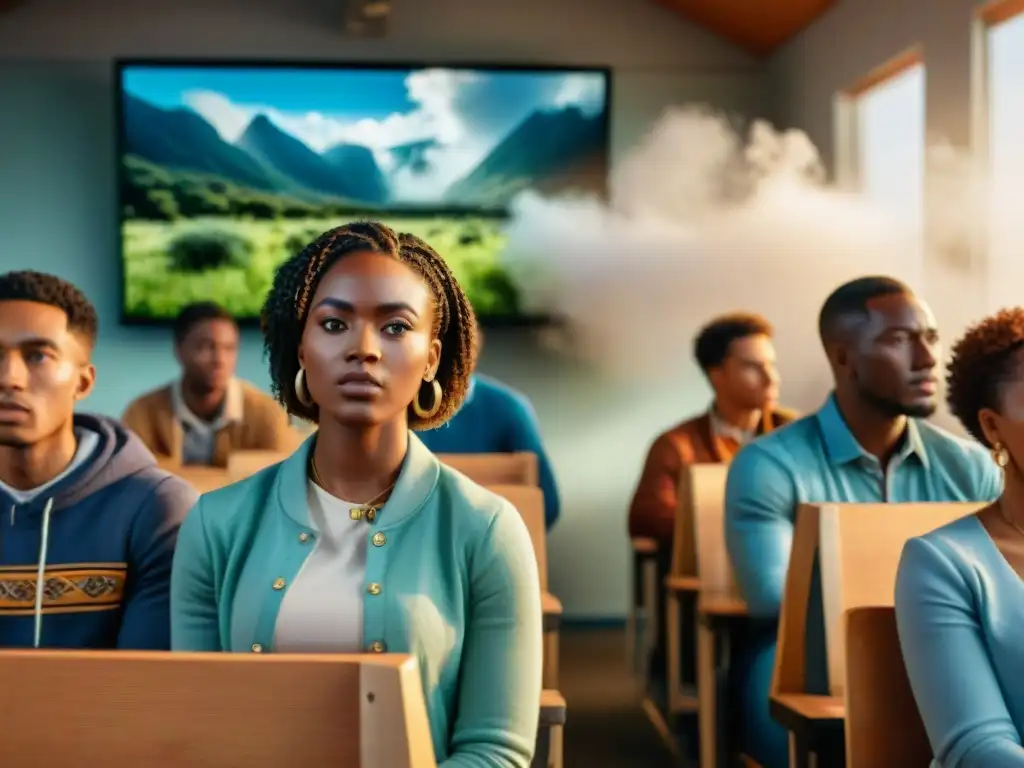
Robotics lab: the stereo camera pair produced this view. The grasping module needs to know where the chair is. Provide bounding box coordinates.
[771,502,979,766]
[439,452,539,486]
[817,502,980,698]
[0,650,436,767]
[687,464,750,768]
[844,606,931,768]
[487,483,566,768]
[664,465,728,717]
[487,484,561,682]
[627,535,660,678]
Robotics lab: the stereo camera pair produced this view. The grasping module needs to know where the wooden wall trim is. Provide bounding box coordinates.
[978,0,1024,27]
[842,47,923,97]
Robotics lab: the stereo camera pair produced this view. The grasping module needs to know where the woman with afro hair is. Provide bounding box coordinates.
[895,307,1024,767]
[170,221,542,767]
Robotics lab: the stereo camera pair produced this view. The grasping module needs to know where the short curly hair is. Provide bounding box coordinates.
[0,270,98,347]
[694,313,773,373]
[946,307,1024,446]
[261,221,477,430]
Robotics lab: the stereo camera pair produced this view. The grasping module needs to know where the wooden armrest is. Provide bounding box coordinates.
[770,694,845,749]
[699,590,748,617]
[631,537,658,555]
[540,689,567,726]
[542,592,562,632]
[664,574,700,592]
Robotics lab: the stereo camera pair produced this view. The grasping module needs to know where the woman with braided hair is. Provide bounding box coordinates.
[170,221,543,767]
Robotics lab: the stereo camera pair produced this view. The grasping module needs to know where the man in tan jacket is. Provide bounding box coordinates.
[122,302,298,468]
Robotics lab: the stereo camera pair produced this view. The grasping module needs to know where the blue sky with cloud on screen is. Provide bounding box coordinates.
[123,66,607,201]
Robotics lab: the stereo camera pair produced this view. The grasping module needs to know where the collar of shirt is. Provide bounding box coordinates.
[709,407,757,445]
[815,392,929,471]
[172,378,244,435]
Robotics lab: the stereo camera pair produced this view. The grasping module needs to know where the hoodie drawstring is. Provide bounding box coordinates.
[33,497,54,649]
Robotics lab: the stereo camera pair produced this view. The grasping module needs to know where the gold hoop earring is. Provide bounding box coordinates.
[412,379,443,420]
[993,442,1010,469]
[294,367,313,408]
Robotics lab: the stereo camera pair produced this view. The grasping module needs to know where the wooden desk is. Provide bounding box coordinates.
[542,592,563,632]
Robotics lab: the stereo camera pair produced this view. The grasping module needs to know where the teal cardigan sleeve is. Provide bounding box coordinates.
[895,536,1024,767]
[443,503,543,768]
[724,443,797,618]
[170,498,222,651]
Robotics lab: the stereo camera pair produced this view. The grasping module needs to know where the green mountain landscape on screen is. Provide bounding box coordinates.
[120,92,606,220]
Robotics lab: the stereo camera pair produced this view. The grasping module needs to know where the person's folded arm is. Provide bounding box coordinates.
[442,504,543,768]
[170,498,223,651]
[724,443,797,618]
[895,536,1024,767]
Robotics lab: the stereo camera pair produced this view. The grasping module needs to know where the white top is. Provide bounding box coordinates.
[273,480,368,652]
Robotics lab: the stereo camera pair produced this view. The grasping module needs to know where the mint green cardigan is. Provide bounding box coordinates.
[170,432,543,768]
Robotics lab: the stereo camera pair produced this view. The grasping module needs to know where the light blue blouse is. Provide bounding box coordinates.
[895,514,1024,767]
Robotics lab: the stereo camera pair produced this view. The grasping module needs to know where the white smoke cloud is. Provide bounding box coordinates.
[500,107,993,415]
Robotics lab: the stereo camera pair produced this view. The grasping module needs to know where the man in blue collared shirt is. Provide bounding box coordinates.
[724,276,1002,768]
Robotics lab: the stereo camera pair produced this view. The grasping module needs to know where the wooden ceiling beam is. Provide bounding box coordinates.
[654,0,837,57]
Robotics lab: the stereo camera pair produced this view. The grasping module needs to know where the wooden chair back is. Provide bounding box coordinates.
[173,466,233,494]
[686,464,734,594]
[669,463,727,581]
[844,606,931,768]
[487,484,548,588]
[228,450,291,481]
[439,452,538,486]
[0,651,436,767]
[818,502,980,696]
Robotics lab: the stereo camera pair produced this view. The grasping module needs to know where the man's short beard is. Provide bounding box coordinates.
[0,435,31,449]
[860,388,937,419]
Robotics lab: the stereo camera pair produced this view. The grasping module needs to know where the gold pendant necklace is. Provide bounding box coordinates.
[999,501,1024,540]
[309,458,394,522]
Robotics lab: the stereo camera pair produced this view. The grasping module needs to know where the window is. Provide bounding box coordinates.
[984,7,1024,310]
[855,63,927,235]
[835,53,926,285]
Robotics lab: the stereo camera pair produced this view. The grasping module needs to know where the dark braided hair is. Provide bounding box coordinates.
[261,220,478,430]
[0,270,99,347]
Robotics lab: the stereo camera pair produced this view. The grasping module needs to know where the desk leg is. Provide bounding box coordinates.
[667,593,681,709]
[642,556,659,661]
[543,632,560,690]
[788,733,820,768]
[627,553,640,673]
[697,619,716,768]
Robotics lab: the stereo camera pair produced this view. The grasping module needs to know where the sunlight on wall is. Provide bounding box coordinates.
[855,63,926,287]
[987,12,1024,312]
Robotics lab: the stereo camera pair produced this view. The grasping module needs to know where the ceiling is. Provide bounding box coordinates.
[654,0,837,57]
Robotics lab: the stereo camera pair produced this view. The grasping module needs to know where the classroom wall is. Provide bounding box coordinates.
[0,0,767,620]
[767,0,995,430]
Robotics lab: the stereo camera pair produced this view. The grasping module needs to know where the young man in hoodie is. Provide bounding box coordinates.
[0,270,197,649]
